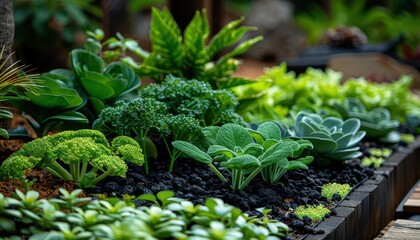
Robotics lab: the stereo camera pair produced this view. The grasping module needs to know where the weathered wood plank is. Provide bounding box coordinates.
[379,219,420,239]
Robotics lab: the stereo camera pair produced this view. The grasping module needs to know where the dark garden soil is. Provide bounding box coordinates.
[87,156,375,238]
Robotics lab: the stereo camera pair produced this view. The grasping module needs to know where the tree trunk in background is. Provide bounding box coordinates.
[0,0,14,69]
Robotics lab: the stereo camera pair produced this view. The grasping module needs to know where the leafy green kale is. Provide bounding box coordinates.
[93,97,204,174]
[0,130,144,188]
[141,75,245,127]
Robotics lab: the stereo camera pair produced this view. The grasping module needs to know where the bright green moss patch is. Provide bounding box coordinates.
[321,183,352,201]
[368,148,392,158]
[294,204,331,222]
[401,133,415,144]
[362,156,385,168]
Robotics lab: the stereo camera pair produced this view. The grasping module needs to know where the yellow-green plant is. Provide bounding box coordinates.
[321,183,352,201]
[294,204,331,222]
[0,46,39,138]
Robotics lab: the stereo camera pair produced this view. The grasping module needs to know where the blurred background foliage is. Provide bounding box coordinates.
[11,0,420,72]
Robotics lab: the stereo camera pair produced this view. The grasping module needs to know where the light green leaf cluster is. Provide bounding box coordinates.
[362,156,384,168]
[0,189,290,239]
[0,130,144,188]
[321,183,352,201]
[294,204,331,222]
[291,111,365,165]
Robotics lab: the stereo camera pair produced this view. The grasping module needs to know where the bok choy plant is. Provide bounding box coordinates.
[173,123,313,190]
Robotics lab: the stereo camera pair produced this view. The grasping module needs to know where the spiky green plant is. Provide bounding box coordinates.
[0,46,39,138]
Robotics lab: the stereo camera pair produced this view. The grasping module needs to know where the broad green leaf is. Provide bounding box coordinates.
[89,97,106,116]
[347,131,366,147]
[243,143,264,157]
[262,139,279,150]
[215,36,263,68]
[257,122,282,140]
[259,142,293,167]
[172,141,212,164]
[342,118,361,134]
[248,129,265,145]
[207,145,236,159]
[182,10,209,78]
[137,194,157,203]
[297,155,314,165]
[70,49,104,77]
[324,148,362,160]
[226,154,259,170]
[0,128,8,139]
[322,117,344,129]
[287,160,309,171]
[216,124,253,150]
[335,133,354,150]
[80,71,115,100]
[297,121,316,136]
[202,126,220,145]
[41,111,88,124]
[303,137,338,154]
[157,190,175,204]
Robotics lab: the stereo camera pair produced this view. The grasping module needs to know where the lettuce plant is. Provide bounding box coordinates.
[334,98,400,142]
[111,8,262,89]
[173,123,313,190]
[290,112,366,165]
[0,130,144,188]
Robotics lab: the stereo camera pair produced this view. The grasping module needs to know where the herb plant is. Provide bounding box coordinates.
[290,111,366,165]
[141,75,245,127]
[173,123,313,190]
[0,130,144,188]
[321,183,352,201]
[113,8,262,89]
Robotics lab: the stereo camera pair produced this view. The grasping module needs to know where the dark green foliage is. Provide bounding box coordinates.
[141,75,245,127]
[0,189,289,239]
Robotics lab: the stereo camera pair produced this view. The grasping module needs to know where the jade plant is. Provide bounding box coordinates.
[0,129,144,188]
[290,111,366,165]
[294,204,331,222]
[108,8,262,89]
[321,183,352,201]
[334,98,400,142]
[0,189,290,239]
[173,123,313,190]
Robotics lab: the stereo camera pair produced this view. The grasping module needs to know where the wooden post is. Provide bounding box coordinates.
[0,0,14,69]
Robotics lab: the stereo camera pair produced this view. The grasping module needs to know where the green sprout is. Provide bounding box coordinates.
[362,156,384,168]
[368,148,392,158]
[321,183,352,201]
[401,133,415,144]
[294,204,331,222]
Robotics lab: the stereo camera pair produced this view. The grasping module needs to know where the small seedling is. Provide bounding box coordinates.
[362,156,384,168]
[294,204,331,222]
[321,183,352,201]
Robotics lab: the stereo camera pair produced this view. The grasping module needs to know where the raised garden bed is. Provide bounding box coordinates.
[305,136,420,240]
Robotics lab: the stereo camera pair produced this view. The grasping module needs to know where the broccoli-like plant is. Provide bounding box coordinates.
[0,130,144,188]
[93,97,169,175]
[321,183,352,201]
[294,204,331,222]
[290,111,366,165]
[141,75,245,127]
[334,98,400,142]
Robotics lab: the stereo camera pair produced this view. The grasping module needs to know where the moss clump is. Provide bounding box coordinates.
[362,156,384,168]
[294,204,331,222]
[401,133,415,144]
[368,148,392,158]
[321,183,352,201]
